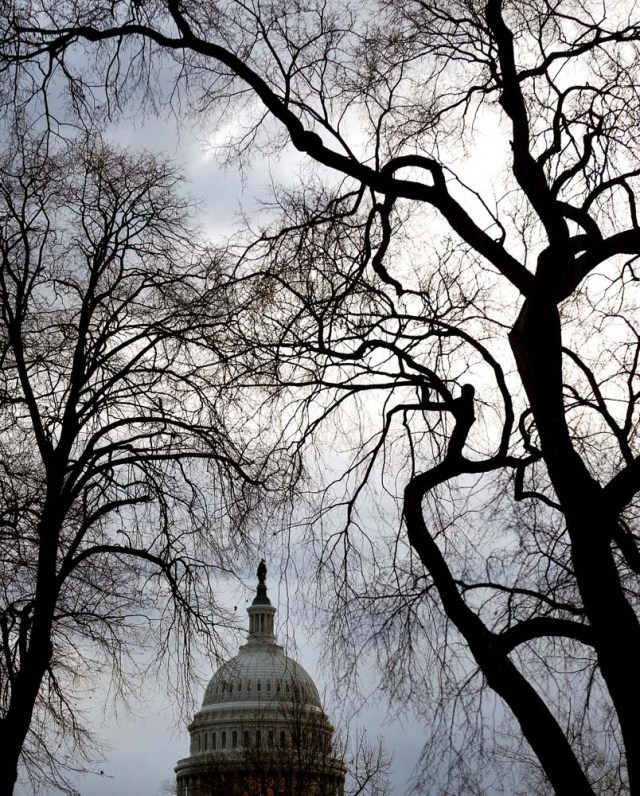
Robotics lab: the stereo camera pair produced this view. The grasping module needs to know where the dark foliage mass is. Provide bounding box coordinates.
[3,1,640,794]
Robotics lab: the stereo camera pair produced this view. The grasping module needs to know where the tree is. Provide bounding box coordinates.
[0,132,270,796]
[4,0,640,793]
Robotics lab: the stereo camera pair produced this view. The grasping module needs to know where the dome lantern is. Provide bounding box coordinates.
[246,559,277,643]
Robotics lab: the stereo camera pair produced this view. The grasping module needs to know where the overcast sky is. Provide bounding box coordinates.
[9,106,428,795]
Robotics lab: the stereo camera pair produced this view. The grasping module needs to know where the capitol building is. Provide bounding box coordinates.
[175,563,346,795]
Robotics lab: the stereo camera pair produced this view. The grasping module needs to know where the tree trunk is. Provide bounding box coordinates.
[0,655,50,796]
[0,503,60,796]
[511,297,640,792]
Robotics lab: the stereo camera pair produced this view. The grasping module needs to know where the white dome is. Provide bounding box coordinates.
[202,640,322,708]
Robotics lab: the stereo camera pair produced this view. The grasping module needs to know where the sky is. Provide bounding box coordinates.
[11,108,427,796]
[7,25,525,795]
[7,6,638,795]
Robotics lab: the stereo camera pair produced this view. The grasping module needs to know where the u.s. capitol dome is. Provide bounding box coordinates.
[175,563,346,796]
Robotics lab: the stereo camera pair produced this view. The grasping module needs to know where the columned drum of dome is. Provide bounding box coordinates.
[175,563,346,796]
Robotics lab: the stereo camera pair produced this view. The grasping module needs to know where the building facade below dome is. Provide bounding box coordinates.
[175,563,346,796]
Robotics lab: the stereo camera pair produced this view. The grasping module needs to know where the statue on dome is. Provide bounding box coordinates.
[257,559,267,585]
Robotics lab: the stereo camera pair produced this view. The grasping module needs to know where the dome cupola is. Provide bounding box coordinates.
[246,558,277,641]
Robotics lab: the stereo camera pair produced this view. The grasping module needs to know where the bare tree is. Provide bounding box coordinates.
[341,728,391,796]
[0,132,272,796]
[5,1,640,794]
